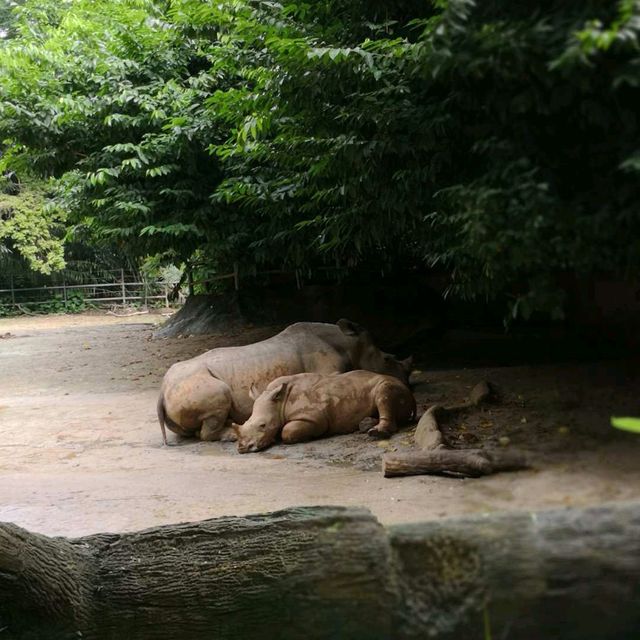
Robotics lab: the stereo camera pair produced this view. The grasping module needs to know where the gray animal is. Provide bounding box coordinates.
[235,370,416,453]
[157,320,412,444]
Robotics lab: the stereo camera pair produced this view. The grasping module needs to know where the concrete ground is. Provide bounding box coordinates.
[0,312,639,537]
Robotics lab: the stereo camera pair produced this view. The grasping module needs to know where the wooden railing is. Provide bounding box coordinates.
[0,269,178,309]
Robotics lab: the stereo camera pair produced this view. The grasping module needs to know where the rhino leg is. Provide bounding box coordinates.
[198,384,233,442]
[200,415,233,441]
[368,382,401,439]
[219,422,238,442]
[281,420,326,445]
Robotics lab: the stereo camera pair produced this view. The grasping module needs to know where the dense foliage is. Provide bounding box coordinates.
[0,176,65,274]
[1,0,639,318]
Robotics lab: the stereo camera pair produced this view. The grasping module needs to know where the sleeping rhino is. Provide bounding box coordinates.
[235,370,416,453]
[157,320,412,444]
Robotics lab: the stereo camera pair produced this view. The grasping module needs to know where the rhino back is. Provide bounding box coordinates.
[283,371,380,431]
[201,325,350,418]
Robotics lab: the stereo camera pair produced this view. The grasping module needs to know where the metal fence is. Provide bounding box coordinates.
[0,269,178,309]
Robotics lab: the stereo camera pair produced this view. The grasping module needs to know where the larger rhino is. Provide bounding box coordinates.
[157,319,412,445]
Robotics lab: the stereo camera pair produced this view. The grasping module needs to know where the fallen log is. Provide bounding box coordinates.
[0,507,392,640]
[406,380,523,478]
[1,502,639,639]
[392,501,640,640]
[383,448,529,478]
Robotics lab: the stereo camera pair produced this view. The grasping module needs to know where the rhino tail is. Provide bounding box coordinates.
[157,393,168,446]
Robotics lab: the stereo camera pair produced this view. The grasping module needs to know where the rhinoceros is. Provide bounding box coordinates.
[157,319,412,444]
[235,370,416,453]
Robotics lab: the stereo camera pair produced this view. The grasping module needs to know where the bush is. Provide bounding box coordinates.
[1,0,639,320]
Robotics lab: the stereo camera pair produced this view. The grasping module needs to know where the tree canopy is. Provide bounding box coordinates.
[1,0,639,318]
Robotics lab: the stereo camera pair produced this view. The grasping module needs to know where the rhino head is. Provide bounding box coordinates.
[380,352,413,386]
[337,319,413,385]
[235,381,288,453]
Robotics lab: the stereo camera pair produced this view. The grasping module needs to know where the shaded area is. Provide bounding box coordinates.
[153,277,445,350]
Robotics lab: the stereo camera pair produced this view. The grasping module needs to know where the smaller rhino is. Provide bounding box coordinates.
[235,370,416,453]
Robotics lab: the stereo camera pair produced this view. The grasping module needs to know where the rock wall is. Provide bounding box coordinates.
[2,502,639,639]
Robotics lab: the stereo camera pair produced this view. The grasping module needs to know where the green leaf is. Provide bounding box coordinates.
[611,417,640,434]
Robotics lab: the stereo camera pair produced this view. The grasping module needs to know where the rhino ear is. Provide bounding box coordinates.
[402,356,414,372]
[268,382,287,402]
[249,383,261,400]
[337,318,364,336]
[232,422,242,435]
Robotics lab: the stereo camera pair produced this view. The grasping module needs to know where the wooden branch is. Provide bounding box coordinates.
[383,448,529,478]
[414,381,493,452]
[414,404,445,450]
[406,381,521,478]
[15,304,37,316]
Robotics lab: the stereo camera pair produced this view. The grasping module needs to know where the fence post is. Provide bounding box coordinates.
[120,269,126,306]
[233,262,239,291]
[143,278,148,308]
[62,280,68,306]
[10,275,15,307]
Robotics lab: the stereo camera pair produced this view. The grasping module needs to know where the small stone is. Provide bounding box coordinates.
[520,417,527,424]
[558,425,570,435]
[499,436,510,447]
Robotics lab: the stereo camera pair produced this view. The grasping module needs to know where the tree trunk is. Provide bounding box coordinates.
[391,501,640,640]
[0,507,393,640]
[383,449,529,477]
[1,502,640,640]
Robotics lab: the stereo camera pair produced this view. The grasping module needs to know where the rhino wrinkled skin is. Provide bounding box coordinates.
[157,320,412,444]
[235,370,416,453]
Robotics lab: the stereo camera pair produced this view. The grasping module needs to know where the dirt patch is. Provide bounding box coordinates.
[0,312,638,537]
